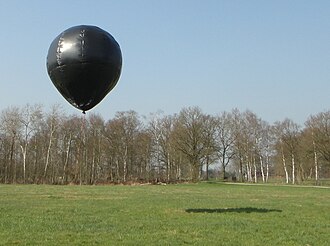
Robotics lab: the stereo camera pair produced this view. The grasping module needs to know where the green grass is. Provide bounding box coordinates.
[0,183,329,245]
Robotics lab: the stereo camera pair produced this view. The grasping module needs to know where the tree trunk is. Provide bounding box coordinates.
[221,152,226,180]
[222,162,226,180]
[281,148,289,184]
[192,162,200,182]
[314,153,318,185]
[91,148,95,185]
[10,135,15,183]
[63,134,72,184]
[265,154,269,183]
[312,139,319,185]
[190,155,200,182]
[123,146,127,182]
[246,160,252,182]
[77,157,82,185]
[20,144,27,183]
[44,130,53,180]
[254,163,257,183]
[33,145,38,183]
[167,152,170,182]
[205,157,209,180]
[177,157,182,181]
[260,155,265,183]
[253,156,257,183]
[291,153,295,185]
[239,157,243,182]
[13,158,17,183]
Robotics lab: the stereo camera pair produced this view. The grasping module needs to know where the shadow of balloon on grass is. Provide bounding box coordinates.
[185,207,282,214]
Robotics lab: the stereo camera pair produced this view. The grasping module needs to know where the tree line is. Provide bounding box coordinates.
[0,104,329,185]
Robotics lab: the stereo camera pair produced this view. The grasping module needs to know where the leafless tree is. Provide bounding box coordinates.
[0,104,329,184]
[274,119,301,184]
[0,106,21,183]
[173,107,213,181]
[201,115,217,180]
[148,112,178,182]
[103,111,141,183]
[19,104,43,183]
[305,111,330,184]
[214,111,236,180]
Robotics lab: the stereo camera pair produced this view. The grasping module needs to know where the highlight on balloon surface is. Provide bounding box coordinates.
[46,25,122,113]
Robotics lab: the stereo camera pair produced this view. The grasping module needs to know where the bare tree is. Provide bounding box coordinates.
[148,111,166,180]
[305,111,330,184]
[214,111,236,180]
[230,109,273,183]
[149,114,183,182]
[231,109,246,182]
[1,104,330,185]
[173,107,212,181]
[274,119,301,184]
[201,115,217,180]
[103,111,141,183]
[86,113,105,184]
[134,129,152,182]
[60,117,75,183]
[19,104,43,183]
[0,107,22,183]
[259,123,274,183]
[43,105,62,182]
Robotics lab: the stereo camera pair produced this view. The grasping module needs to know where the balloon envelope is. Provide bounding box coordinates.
[46,25,122,112]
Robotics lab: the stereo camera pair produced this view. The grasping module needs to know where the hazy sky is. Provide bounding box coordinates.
[0,0,329,125]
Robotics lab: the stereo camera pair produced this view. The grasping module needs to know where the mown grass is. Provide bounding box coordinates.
[0,183,329,245]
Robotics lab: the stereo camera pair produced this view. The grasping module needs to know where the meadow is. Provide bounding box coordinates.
[0,183,329,245]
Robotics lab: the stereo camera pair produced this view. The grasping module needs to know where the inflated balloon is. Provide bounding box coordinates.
[46,25,122,113]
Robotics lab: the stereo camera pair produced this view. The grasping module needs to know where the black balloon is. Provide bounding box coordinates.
[46,25,122,113]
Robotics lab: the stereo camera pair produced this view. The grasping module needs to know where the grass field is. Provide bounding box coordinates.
[0,183,329,245]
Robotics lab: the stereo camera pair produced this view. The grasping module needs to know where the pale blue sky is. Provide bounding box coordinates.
[0,0,329,125]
